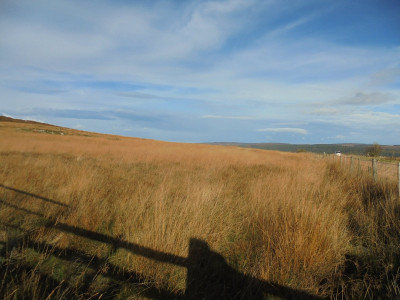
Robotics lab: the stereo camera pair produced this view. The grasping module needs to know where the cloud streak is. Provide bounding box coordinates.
[257,128,308,135]
[338,92,394,106]
[201,115,258,120]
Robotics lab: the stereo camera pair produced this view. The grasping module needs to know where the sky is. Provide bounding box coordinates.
[0,0,399,144]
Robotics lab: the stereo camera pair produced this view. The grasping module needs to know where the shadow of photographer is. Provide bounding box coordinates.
[0,185,324,299]
[186,238,323,299]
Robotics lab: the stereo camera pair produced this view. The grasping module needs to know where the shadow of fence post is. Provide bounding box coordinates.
[1,185,324,299]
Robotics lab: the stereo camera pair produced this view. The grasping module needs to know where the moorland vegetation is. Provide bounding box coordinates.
[0,119,399,299]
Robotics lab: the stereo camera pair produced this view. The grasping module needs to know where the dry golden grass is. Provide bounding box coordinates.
[1,120,399,299]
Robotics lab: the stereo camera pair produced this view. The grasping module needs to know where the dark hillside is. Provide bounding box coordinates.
[209,142,400,157]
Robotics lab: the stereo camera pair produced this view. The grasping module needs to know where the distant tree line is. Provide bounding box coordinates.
[213,142,400,157]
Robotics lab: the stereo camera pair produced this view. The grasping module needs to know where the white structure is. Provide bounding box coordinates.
[335,151,342,156]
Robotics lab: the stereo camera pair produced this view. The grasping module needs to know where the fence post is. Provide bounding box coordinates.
[372,159,377,181]
[350,157,354,172]
[398,162,400,199]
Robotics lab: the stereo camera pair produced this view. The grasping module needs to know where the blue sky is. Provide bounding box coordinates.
[1,0,399,144]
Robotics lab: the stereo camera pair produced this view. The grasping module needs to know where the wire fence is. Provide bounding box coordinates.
[325,154,400,197]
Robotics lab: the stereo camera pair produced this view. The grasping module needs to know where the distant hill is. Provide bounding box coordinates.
[209,142,400,157]
[2,116,399,157]
[0,116,54,126]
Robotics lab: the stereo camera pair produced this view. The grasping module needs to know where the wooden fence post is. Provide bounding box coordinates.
[398,162,400,199]
[372,159,377,181]
[350,157,354,172]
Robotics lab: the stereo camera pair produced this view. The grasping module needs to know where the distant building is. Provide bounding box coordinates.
[335,151,342,156]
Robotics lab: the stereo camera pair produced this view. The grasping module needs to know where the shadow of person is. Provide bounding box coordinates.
[186,239,323,300]
[0,188,324,299]
[186,238,246,299]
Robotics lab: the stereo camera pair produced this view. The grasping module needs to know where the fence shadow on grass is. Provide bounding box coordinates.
[0,223,181,299]
[0,185,324,299]
[0,184,70,208]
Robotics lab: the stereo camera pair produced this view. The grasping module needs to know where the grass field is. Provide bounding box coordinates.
[1,119,400,299]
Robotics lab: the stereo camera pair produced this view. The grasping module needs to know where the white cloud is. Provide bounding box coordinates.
[309,107,342,115]
[368,65,400,87]
[201,115,258,120]
[1,0,398,103]
[309,109,400,132]
[267,15,314,38]
[257,128,308,135]
[338,92,394,105]
[347,112,400,126]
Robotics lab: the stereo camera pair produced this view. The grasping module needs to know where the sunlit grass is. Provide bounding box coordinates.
[0,121,399,299]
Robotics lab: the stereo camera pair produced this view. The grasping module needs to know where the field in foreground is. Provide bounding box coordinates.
[0,119,400,299]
